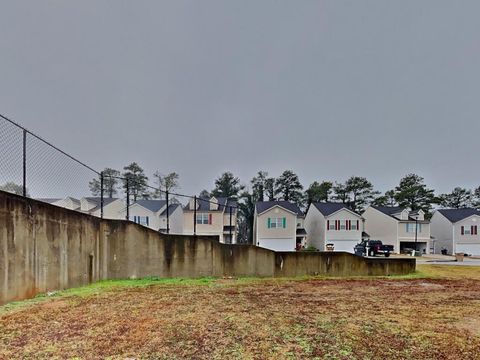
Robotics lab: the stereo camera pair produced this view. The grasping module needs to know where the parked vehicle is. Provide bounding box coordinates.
[354,240,394,257]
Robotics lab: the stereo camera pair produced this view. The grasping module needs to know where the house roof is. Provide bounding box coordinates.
[37,198,62,204]
[134,199,167,213]
[86,197,121,212]
[371,205,429,223]
[437,208,480,223]
[184,197,237,212]
[255,201,303,216]
[372,206,404,216]
[312,202,360,217]
[84,197,119,206]
[159,203,180,216]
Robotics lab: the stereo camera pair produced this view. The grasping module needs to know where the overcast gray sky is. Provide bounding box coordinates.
[1,0,479,198]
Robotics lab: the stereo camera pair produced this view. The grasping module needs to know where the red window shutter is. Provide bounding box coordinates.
[472,226,474,235]
[357,220,359,230]
[475,226,478,235]
[336,220,339,230]
[461,226,464,235]
[327,220,330,231]
[348,220,351,230]
[208,214,212,225]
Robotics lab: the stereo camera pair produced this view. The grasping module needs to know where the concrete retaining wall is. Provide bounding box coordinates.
[0,191,415,305]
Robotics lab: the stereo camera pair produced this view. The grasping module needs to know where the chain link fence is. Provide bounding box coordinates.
[0,114,237,241]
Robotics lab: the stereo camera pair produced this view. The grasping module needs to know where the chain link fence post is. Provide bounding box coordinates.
[100,171,104,219]
[229,204,233,244]
[126,178,130,221]
[193,195,197,236]
[22,129,27,197]
[166,190,170,234]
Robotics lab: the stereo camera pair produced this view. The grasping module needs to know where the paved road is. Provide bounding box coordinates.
[417,258,480,266]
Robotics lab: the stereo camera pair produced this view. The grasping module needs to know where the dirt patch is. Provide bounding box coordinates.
[1,278,480,359]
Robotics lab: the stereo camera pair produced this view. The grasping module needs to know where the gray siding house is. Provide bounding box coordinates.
[430,208,480,255]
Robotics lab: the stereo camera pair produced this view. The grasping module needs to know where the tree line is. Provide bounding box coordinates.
[180,170,479,244]
[3,163,478,245]
[88,162,180,202]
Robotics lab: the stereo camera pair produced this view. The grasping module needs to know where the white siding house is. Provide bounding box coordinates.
[120,199,184,234]
[362,206,431,254]
[253,201,306,252]
[430,208,480,255]
[304,203,363,253]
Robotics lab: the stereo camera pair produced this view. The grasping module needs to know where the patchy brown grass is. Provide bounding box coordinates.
[1,268,480,359]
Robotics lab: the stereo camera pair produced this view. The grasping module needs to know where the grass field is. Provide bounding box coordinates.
[1,265,480,359]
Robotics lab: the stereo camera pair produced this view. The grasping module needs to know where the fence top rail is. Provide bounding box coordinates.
[1,113,238,210]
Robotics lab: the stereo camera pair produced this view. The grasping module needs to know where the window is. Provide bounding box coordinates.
[406,223,422,233]
[340,220,346,230]
[132,216,149,226]
[196,213,210,225]
[463,226,471,235]
[351,221,358,230]
[328,220,335,230]
[268,217,285,229]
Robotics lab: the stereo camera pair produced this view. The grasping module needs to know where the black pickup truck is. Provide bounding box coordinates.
[354,240,394,257]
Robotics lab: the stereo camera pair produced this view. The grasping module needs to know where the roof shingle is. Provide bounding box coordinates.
[437,208,480,223]
[255,201,303,216]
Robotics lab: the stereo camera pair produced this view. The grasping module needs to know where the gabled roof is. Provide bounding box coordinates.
[255,201,303,217]
[184,197,237,212]
[372,206,404,216]
[84,197,119,205]
[371,205,429,222]
[437,208,480,223]
[159,203,180,216]
[312,202,360,217]
[134,199,167,213]
[86,197,122,212]
[37,198,62,204]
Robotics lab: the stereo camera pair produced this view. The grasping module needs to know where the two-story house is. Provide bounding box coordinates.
[80,197,124,220]
[37,197,80,211]
[120,199,184,234]
[304,202,363,252]
[183,196,237,244]
[253,201,306,252]
[430,208,480,255]
[362,206,431,254]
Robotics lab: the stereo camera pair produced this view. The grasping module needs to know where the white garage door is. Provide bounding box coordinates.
[456,244,480,255]
[327,240,358,253]
[258,238,296,252]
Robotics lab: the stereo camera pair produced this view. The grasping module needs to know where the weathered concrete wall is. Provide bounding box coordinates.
[273,252,415,277]
[0,191,416,305]
[0,191,101,305]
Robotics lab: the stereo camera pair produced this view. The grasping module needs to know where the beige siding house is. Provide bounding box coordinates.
[80,197,124,220]
[253,201,306,252]
[183,196,237,244]
[304,202,363,253]
[37,197,80,211]
[119,199,184,234]
[362,206,431,254]
[430,208,480,255]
